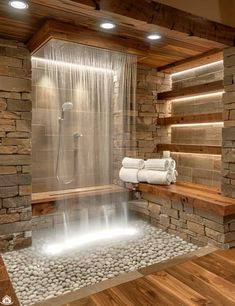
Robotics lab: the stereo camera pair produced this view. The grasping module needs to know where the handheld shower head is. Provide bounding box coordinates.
[62,102,73,110]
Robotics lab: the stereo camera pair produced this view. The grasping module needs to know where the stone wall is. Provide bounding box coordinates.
[0,39,32,252]
[222,47,235,198]
[129,195,235,249]
[113,64,171,185]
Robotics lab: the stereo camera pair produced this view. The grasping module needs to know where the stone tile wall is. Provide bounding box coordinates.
[222,47,235,198]
[0,39,32,252]
[113,64,171,186]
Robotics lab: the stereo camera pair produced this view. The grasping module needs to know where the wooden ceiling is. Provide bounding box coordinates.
[0,0,234,69]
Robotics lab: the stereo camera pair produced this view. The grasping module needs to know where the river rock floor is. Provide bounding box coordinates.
[3,220,198,306]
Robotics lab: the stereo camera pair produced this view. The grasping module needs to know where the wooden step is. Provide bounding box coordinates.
[156,143,222,155]
[158,80,223,100]
[138,182,235,216]
[157,112,223,125]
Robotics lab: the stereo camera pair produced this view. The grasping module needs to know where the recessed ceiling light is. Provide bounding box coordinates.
[9,0,28,9]
[100,22,116,29]
[147,34,162,40]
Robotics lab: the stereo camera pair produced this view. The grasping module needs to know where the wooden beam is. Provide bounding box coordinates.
[158,80,224,100]
[156,144,221,155]
[157,49,223,74]
[69,0,235,46]
[157,113,223,125]
[27,19,150,56]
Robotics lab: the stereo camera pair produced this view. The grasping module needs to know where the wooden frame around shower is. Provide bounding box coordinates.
[27,19,148,59]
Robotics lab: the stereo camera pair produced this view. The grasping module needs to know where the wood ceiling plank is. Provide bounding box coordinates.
[66,0,235,46]
[0,0,229,67]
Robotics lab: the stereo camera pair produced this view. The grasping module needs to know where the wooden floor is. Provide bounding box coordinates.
[66,248,235,306]
[0,256,20,306]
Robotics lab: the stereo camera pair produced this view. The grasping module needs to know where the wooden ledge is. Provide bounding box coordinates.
[31,184,129,216]
[137,182,235,216]
[157,80,223,100]
[156,113,223,126]
[156,144,222,155]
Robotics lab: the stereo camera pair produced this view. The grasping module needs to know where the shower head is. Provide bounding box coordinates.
[62,102,73,110]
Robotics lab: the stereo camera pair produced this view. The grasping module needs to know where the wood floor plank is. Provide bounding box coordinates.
[214,248,235,263]
[146,271,210,305]
[68,296,97,306]
[0,256,20,306]
[192,253,235,279]
[115,277,174,306]
[166,261,235,306]
[91,289,131,306]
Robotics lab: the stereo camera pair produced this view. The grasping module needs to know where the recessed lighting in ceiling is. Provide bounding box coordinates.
[100,22,116,29]
[9,0,28,9]
[147,34,162,40]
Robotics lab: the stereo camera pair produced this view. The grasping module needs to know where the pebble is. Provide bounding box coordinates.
[3,220,198,306]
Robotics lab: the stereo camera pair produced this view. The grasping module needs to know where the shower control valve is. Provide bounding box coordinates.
[73,132,83,138]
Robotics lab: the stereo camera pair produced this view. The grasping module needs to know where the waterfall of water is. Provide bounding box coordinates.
[32,39,137,251]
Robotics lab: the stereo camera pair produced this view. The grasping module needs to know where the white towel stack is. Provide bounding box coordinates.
[119,156,177,185]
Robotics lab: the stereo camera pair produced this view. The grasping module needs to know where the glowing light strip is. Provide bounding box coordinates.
[171,60,223,77]
[32,56,114,73]
[171,122,223,127]
[172,152,221,156]
[171,91,224,102]
[44,227,137,255]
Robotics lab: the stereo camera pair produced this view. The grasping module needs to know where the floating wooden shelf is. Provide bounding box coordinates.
[157,112,223,125]
[156,144,221,155]
[158,80,223,100]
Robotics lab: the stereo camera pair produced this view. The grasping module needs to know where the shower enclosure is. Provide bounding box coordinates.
[31,39,137,244]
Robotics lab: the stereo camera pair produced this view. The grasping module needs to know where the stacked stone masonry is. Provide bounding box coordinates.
[0,39,32,252]
[129,195,235,249]
[113,64,171,186]
[222,47,235,198]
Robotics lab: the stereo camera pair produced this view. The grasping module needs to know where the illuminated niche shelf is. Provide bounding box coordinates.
[156,144,222,155]
[156,112,223,126]
[157,80,223,100]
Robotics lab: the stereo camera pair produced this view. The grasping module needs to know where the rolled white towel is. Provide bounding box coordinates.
[145,159,170,171]
[137,169,148,182]
[122,157,145,170]
[169,169,178,183]
[162,158,176,171]
[146,170,172,185]
[119,167,139,183]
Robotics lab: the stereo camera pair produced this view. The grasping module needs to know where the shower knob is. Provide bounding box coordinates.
[73,132,83,138]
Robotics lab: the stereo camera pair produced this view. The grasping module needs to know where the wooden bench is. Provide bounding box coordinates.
[32,184,129,216]
[137,182,235,216]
